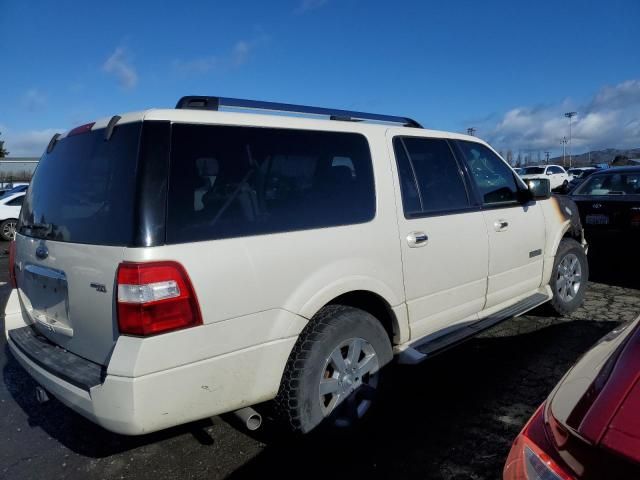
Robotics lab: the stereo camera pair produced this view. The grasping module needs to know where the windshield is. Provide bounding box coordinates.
[574,172,640,195]
[522,167,545,175]
[19,122,142,245]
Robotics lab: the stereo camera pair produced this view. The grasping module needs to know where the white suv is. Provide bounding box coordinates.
[4,96,588,435]
[520,164,571,191]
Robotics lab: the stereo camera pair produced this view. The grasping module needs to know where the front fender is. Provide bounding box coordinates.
[540,195,586,286]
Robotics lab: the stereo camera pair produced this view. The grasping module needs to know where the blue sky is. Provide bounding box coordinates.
[1,0,639,158]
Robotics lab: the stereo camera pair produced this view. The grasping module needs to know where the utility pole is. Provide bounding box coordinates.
[564,112,577,168]
[561,137,568,167]
[467,127,476,136]
[544,151,550,165]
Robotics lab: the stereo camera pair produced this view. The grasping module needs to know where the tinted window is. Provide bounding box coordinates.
[457,141,519,205]
[393,137,470,216]
[19,123,141,245]
[7,196,24,206]
[549,166,564,174]
[574,172,640,195]
[167,124,375,243]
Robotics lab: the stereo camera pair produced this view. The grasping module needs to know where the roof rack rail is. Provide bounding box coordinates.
[175,96,423,128]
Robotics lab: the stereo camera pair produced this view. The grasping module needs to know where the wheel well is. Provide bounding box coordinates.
[562,229,581,243]
[328,291,398,344]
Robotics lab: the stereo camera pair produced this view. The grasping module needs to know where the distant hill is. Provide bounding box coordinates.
[548,147,640,167]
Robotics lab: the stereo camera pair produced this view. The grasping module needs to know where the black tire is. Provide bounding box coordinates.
[0,218,17,241]
[548,238,588,315]
[274,305,392,434]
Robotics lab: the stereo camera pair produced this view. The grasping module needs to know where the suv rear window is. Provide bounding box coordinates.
[19,123,142,245]
[167,124,375,243]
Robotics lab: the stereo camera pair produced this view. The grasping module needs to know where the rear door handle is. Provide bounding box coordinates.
[494,220,509,232]
[407,231,428,247]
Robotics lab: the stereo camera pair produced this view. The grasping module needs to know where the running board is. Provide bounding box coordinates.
[397,292,549,365]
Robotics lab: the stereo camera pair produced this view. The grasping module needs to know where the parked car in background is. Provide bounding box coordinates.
[0,192,25,240]
[0,184,29,199]
[520,165,571,191]
[567,167,598,192]
[4,96,587,437]
[503,315,640,479]
[568,167,594,178]
[0,183,29,198]
[514,167,523,176]
[569,166,640,245]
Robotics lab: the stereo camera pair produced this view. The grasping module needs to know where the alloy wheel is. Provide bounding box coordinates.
[319,337,380,427]
[556,253,582,302]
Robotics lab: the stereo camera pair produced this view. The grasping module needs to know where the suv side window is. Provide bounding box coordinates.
[167,124,375,243]
[6,196,24,206]
[549,166,563,174]
[456,140,519,205]
[393,137,470,217]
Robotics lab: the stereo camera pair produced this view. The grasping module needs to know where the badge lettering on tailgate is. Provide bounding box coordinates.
[90,282,107,293]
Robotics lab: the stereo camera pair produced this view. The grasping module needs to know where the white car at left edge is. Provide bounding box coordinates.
[0,192,25,240]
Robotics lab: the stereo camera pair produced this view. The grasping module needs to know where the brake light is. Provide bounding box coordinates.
[8,240,16,288]
[504,406,575,480]
[67,122,95,136]
[116,261,202,336]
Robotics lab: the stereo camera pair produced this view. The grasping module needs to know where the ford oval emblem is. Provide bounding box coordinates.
[592,203,602,209]
[35,244,49,260]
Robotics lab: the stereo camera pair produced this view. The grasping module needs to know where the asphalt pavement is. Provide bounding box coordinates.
[1,243,639,480]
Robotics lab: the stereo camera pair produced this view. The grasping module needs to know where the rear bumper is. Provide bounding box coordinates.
[4,291,298,435]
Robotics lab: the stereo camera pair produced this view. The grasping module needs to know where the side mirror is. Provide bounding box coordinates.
[527,178,551,200]
[546,171,553,175]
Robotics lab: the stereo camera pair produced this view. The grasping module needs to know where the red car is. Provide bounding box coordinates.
[504,316,640,479]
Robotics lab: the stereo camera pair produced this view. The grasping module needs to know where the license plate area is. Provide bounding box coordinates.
[586,214,609,225]
[22,264,73,337]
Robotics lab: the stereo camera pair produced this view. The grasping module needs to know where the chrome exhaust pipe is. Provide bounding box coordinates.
[35,386,50,404]
[233,407,262,431]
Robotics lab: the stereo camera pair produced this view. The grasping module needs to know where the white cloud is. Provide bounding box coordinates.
[231,41,251,67]
[0,126,62,157]
[172,56,218,75]
[21,89,47,112]
[475,79,640,154]
[173,37,267,76]
[102,47,138,89]
[295,0,328,14]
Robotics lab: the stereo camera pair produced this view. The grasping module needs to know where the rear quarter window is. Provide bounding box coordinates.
[166,124,376,243]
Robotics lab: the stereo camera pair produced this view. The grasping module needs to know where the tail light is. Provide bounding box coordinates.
[116,261,202,336]
[504,405,575,480]
[8,240,17,288]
